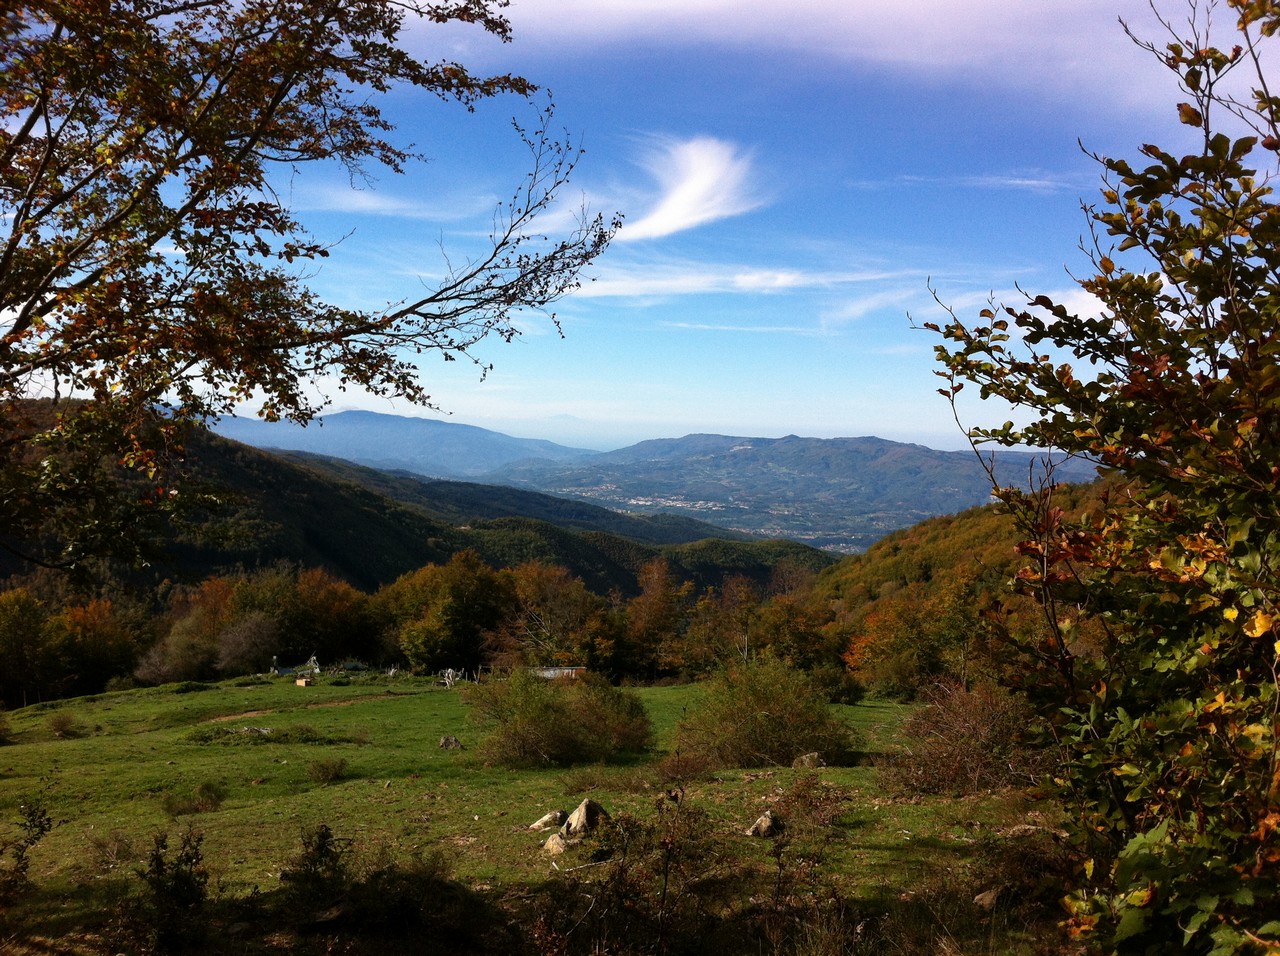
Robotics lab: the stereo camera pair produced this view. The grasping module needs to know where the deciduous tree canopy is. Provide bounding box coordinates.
[0,0,617,569]
[930,1,1280,949]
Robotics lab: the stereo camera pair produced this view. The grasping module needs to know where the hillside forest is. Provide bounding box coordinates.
[0,477,1066,711]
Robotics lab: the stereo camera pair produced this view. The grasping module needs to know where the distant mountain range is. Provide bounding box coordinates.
[213,411,593,477]
[212,411,1099,553]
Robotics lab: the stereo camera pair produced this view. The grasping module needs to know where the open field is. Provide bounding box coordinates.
[0,675,1060,954]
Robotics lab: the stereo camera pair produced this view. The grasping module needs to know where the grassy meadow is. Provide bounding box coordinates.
[0,674,1059,954]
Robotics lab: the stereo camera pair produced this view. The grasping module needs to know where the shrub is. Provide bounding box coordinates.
[538,803,739,955]
[808,662,865,705]
[186,723,338,745]
[47,710,83,738]
[163,781,226,816]
[134,829,209,953]
[279,823,352,910]
[466,670,653,768]
[307,757,349,784]
[170,681,215,694]
[876,681,1049,796]
[0,791,56,901]
[674,658,862,769]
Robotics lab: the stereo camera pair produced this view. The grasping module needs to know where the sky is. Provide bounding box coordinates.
[268,0,1205,451]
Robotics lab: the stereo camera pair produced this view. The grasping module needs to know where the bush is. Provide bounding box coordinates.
[279,823,352,910]
[307,757,349,784]
[674,658,862,769]
[0,791,55,901]
[134,829,209,953]
[163,781,226,816]
[186,723,338,745]
[466,670,653,768]
[877,681,1049,796]
[47,710,83,738]
[808,662,865,705]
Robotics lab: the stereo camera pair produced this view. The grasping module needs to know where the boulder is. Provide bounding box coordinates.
[543,832,571,855]
[560,798,609,838]
[438,735,464,750]
[973,887,1001,911]
[530,809,568,831]
[747,809,784,838]
[792,752,825,769]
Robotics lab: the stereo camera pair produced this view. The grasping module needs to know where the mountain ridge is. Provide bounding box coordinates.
[213,412,1099,552]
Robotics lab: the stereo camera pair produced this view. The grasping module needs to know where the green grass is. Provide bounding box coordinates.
[0,676,1049,953]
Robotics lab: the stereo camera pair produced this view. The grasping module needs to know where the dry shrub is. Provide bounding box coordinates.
[465,670,653,768]
[47,710,86,738]
[675,659,862,770]
[306,757,348,784]
[877,681,1050,796]
[163,780,226,816]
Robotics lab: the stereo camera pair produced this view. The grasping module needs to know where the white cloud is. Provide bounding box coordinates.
[575,258,914,299]
[502,0,1167,103]
[660,320,819,335]
[295,183,496,221]
[619,136,765,240]
[897,172,1085,194]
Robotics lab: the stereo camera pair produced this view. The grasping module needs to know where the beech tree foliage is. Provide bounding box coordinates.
[0,0,617,568]
[929,2,1280,950]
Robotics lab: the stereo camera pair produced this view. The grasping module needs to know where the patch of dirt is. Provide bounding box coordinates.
[211,709,274,722]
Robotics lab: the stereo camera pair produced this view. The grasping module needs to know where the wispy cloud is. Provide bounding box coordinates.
[660,320,819,335]
[294,183,496,221]
[619,136,765,241]
[898,172,1084,193]
[501,1,1162,103]
[576,259,915,299]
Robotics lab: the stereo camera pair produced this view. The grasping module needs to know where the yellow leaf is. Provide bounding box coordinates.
[1178,102,1204,127]
[1224,607,1239,622]
[1245,609,1275,638]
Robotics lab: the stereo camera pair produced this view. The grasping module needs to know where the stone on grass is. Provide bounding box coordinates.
[560,798,609,838]
[530,809,568,831]
[973,887,1001,911]
[792,752,825,769]
[438,734,464,750]
[747,810,783,838]
[543,832,571,855]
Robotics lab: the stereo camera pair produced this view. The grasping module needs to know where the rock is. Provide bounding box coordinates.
[530,809,568,831]
[438,735,464,750]
[973,887,1001,911]
[792,752,825,769]
[560,798,609,837]
[543,832,571,855]
[747,809,784,838]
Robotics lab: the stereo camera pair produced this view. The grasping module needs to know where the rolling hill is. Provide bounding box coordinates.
[140,429,834,596]
[212,413,1100,553]
[211,410,594,478]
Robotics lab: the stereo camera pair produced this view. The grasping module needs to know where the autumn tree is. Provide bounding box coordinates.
[377,551,514,673]
[624,558,693,679]
[0,588,51,707]
[0,0,617,570]
[486,561,621,671]
[43,597,141,697]
[135,574,235,684]
[679,575,761,676]
[929,2,1280,948]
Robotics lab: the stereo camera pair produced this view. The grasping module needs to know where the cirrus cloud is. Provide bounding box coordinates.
[617,136,766,241]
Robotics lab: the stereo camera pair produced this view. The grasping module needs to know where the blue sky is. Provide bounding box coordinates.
[270,0,1195,451]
